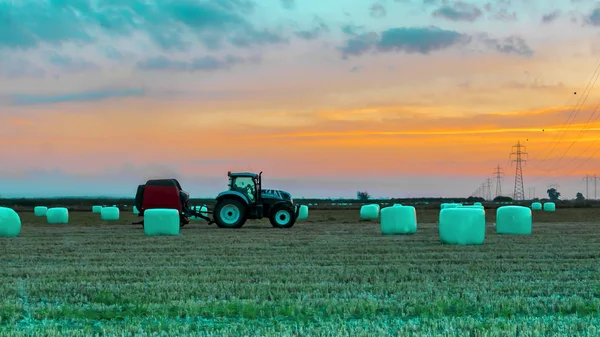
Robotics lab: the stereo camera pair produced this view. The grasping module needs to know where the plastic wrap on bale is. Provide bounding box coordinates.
[34,206,47,217]
[144,209,180,236]
[531,202,542,211]
[380,205,417,235]
[297,205,309,220]
[92,205,102,213]
[543,202,556,212]
[101,206,120,221]
[46,207,69,224]
[0,207,21,237]
[439,208,485,245]
[496,206,532,235]
[360,204,380,220]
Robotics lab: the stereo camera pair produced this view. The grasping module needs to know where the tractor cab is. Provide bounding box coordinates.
[227,171,261,204]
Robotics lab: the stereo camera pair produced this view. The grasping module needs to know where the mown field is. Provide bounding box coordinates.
[1,208,600,336]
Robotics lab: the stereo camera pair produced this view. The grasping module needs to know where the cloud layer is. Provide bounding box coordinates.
[1,0,599,198]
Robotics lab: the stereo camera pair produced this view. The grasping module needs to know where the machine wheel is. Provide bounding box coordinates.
[214,198,247,228]
[269,204,296,228]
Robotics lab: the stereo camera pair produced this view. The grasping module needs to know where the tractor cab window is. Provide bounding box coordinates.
[231,176,256,202]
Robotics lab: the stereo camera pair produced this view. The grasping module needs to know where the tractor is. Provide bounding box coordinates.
[133,171,301,229]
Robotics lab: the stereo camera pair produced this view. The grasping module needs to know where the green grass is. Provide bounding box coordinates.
[1,209,599,336]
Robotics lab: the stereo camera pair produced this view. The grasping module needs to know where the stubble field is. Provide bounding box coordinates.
[1,208,600,336]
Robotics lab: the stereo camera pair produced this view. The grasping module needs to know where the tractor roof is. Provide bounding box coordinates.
[228,171,259,178]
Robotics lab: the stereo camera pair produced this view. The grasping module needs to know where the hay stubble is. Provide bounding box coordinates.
[1,209,600,336]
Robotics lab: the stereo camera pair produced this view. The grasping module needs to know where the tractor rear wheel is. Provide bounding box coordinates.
[214,198,247,228]
[269,203,296,228]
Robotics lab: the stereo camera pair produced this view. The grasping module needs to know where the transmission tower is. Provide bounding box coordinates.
[493,165,504,197]
[485,178,492,200]
[510,141,527,200]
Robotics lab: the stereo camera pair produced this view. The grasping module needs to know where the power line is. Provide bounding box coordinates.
[529,58,600,170]
[583,174,591,199]
[594,173,599,200]
[510,141,527,200]
[540,101,600,172]
[583,174,600,199]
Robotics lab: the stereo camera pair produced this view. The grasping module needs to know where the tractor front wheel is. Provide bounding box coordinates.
[214,198,247,228]
[269,204,296,228]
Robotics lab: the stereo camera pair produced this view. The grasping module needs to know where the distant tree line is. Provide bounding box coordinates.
[1,194,597,212]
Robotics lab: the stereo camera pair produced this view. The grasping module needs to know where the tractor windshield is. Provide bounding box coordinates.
[231,176,256,202]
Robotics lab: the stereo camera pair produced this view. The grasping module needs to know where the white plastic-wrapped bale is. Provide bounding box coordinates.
[380,205,417,235]
[439,207,485,245]
[360,204,380,220]
[393,203,403,207]
[92,205,102,213]
[474,202,482,206]
[46,207,69,224]
[101,206,120,221]
[460,204,484,209]
[531,202,542,210]
[133,206,140,215]
[34,206,48,217]
[0,207,21,237]
[297,205,309,220]
[144,209,180,236]
[496,206,532,235]
[442,203,460,209]
[543,202,556,212]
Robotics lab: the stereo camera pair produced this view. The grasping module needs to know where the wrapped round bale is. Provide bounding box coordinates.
[474,202,482,206]
[531,202,542,210]
[92,205,102,213]
[380,205,417,235]
[393,203,403,207]
[144,209,180,236]
[297,205,309,220]
[34,206,48,217]
[543,202,556,212]
[439,208,485,245]
[0,207,21,237]
[100,206,120,221]
[133,206,140,215]
[441,203,460,209]
[360,204,380,220]
[46,207,69,224]
[463,205,484,209]
[496,206,532,235]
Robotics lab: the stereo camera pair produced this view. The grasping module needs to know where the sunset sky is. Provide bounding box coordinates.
[2,0,600,199]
